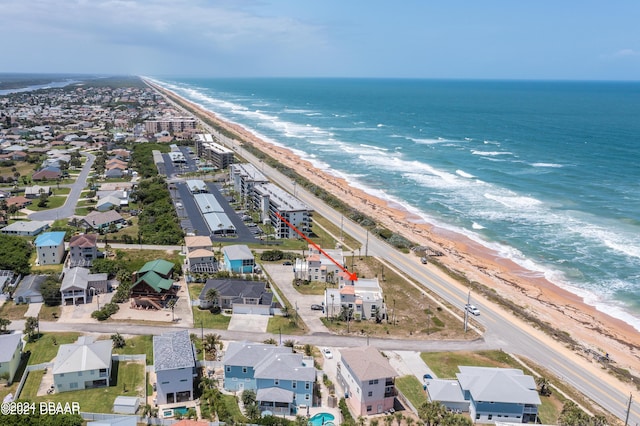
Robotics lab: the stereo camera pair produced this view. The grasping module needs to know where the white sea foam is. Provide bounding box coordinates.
[456,169,475,178]
[472,150,512,156]
[483,193,543,210]
[472,222,485,230]
[359,143,389,151]
[532,162,563,168]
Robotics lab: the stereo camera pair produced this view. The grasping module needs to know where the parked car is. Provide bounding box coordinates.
[282,261,292,266]
[423,373,433,380]
[311,304,324,311]
[421,256,428,264]
[465,304,480,316]
[322,348,333,359]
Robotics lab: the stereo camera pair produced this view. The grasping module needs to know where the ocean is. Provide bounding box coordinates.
[156,77,640,331]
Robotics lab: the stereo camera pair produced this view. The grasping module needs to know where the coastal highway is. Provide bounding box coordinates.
[227,140,639,423]
[153,84,639,422]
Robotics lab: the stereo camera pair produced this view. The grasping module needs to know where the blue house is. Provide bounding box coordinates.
[222,245,255,274]
[223,342,316,415]
[456,366,541,424]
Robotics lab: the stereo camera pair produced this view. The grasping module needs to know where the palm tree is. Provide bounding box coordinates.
[418,401,447,426]
[535,376,552,396]
[0,318,11,333]
[394,412,404,426]
[245,403,260,421]
[203,333,223,361]
[405,417,415,426]
[384,415,394,426]
[205,287,219,310]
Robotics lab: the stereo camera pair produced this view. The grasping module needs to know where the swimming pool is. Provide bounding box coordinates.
[309,412,335,426]
[163,406,190,417]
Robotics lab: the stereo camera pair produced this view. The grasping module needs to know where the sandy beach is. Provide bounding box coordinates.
[149,82,640,386]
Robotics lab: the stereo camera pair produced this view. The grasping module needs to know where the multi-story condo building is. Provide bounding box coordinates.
[144,117,197,134]
[194,134,235,169]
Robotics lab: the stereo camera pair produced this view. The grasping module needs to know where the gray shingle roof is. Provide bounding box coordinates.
[426,379,467,403]
[222,244,253,261]
[153,330,195,372]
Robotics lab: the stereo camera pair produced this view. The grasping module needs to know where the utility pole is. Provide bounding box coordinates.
[340,215,344,242]
[365,230,369,258]
[624,392,632,426]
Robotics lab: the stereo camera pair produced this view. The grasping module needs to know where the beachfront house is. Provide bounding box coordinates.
[82,210,126,232]
[336,346,397,416]
[52,336,113,393]
[325,277,386,321]
[294,245,344,284]
[0,220,49,236]
[456,366,541,423]
[223,341,316,415]
[153,330,197,405]
[0,332,24,383]
[35,231,66,265]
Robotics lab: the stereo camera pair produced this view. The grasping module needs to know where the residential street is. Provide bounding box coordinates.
[28,152,95,221]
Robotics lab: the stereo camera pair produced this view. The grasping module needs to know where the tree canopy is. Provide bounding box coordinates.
[0,235,33,275]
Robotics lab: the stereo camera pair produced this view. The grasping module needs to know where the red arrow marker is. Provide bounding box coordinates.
[274,211,357,282]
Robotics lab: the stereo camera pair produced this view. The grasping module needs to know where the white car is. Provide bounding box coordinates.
[322,348,333,359]
[465,304,480,316]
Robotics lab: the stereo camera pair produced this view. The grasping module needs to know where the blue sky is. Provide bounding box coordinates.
[2,0,639,80]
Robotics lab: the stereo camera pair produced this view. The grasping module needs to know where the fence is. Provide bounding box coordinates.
[14,362,52,399]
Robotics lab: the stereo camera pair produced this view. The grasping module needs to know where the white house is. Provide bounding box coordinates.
[325,277,386,321]
[53,336,112,393]
[153,330,197,405]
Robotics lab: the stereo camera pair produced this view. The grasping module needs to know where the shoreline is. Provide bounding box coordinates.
[148,80,640,378]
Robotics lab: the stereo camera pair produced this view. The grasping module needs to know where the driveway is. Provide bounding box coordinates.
[262,263,327,334]
[228,314,269,333]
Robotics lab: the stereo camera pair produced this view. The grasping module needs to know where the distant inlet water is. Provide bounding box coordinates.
[151,77,640,331]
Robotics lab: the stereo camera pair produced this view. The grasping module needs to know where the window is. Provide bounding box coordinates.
[305,382,310,389]
[292,382,297,389]
[305,394,310,400]
[488,415,493,420]
[475,415,480,420]
[226,367,231,372]
[368,379,379,385]
[367,405,372,412]
[368,391,373,397]
[242,367,247,373]
[180,379,188,382]
[275,379,279,385]
[78,371,82,376]
[69,382,78,389]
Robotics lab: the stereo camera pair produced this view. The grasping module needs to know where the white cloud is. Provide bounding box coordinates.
[612,49,640,58]
[0,0,332,75]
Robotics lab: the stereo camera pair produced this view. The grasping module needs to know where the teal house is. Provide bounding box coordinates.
[223,342,316,415]
[222,245,255,274]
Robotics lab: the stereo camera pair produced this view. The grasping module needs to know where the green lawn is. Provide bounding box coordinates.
[395,375,426,409]
[267,314,306,335]
[38,305,61,322]
[112,335,154,365]
[0,302,29,320]
[27,195,67,211]
[192,307,231,330]
[24,333,82,365]
[19,361,145,413]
